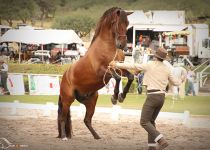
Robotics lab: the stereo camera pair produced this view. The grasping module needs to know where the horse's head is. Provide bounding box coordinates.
[91,7,132,50]
[111,8,132,49]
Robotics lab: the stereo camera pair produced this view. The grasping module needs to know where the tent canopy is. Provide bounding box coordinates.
[128,24,187,32]
[0,29,83,45]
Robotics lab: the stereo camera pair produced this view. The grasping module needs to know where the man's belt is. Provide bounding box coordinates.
[147,89,161,93]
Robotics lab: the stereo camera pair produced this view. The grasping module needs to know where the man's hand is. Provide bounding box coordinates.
[109,61,117,68]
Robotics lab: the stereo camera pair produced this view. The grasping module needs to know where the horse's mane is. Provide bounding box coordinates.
[90,7,123,45]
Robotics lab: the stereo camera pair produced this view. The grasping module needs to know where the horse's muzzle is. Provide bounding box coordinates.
[116,38,127,49]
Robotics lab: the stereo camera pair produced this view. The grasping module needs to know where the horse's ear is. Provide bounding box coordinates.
[126,12,133,16]
[116,9,121,16]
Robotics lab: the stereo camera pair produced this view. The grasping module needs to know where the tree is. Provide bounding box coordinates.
[0,0,18,26]
[16,0,37,24]
[0,0,37,26]
[52,15,95,37]
[35,0,57,27]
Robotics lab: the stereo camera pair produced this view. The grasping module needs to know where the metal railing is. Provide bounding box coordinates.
[196,59,210,88]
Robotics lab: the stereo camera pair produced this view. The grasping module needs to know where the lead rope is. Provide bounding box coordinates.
[103,49,124,87]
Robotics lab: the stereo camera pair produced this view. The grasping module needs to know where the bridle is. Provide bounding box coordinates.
[113,17,127,41]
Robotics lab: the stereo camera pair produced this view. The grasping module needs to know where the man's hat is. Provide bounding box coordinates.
[154,47,167,60]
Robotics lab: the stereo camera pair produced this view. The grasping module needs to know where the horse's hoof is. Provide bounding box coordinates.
[118,93,125,103]
[61,137,68,141]
[111,95,117,105]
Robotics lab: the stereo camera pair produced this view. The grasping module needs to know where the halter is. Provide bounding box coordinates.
[113,18,127,40]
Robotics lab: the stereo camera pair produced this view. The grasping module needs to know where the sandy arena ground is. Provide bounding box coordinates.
[0,109,210,150]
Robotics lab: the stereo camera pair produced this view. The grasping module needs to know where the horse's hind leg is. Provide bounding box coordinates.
[111,72,121,105]
[83,92,101,139]
[118,71,134,103]
[57,95,73,140]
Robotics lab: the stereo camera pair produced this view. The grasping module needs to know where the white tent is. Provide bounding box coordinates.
[0,29,83,63]
[0,29,83,44]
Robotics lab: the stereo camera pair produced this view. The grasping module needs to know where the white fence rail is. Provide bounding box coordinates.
[0,101,189,125]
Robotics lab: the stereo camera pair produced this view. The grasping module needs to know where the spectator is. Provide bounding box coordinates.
[0,58,10,95]
[78,44,87,58]
[186,66,196,96]
[136,72,144,94]
[139,35,143,46]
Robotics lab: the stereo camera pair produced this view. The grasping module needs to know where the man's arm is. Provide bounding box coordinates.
[109,61,147,72]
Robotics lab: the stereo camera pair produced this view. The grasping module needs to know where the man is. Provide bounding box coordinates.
[78,44,87,58]
[186,66,196,96]
[109,48,185,150]
[0,58,9,95]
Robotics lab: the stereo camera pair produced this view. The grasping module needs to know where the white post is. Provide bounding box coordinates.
[41,44,44,62]
[159,33,162,47]
[132,27,136,53]
[11,100,19,115]
[43,102,54,117]
[19,43,21,64]
[61,44,64,65]
[77,104,85,118]
[199,72,203,87]
[183,110,190,125]
[111,105,121,122]
[61,43,64,55]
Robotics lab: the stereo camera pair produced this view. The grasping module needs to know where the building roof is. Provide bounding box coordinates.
[128,10,151,25]
[128,10,185,28]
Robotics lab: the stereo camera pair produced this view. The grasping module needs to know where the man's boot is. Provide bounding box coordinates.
[156,138,168,150]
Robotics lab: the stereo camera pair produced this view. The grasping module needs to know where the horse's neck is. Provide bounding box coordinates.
[91,29,116,51]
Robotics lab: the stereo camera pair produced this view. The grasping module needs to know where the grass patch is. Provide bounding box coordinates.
[9,63,70,74]
[0,94,210,115]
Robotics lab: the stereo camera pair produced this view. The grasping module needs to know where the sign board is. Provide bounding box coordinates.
[7,74,25,95]
[28,75,60,95]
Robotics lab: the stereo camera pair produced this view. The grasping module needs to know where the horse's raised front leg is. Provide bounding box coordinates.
[83,92,101,139]
[57,95,73,140]
[118,70,134,103]
[111,72,121,105]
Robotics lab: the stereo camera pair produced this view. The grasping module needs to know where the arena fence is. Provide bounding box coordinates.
[0,101,190,125]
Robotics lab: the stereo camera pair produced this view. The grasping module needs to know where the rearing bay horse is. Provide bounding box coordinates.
[57,7,133,140]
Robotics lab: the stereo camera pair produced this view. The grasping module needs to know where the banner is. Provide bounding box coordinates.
[7,74,25,95]
[98,78,122,95]
[28,75,60,95]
